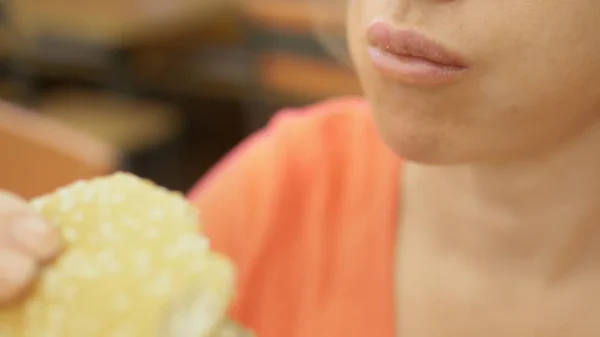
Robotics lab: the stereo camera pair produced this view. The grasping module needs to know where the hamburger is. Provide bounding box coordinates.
[0,172,253,337]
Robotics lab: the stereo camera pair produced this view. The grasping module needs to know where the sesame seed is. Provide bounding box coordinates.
[111,193,124,203]
[112,294,130,312]
[71,211,84,223]
[111,324,137,337]
[63,228,77,242]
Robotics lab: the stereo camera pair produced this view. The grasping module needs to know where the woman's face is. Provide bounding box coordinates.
[347,0,600,164]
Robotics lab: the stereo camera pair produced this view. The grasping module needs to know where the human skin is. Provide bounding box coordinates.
[347,0,600,336]
[0,191,62,305]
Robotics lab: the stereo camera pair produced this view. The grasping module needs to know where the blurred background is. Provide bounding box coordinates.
[0,0,360,197]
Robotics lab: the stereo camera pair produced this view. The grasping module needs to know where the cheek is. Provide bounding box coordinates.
[346,0,365,64]
[476,10,600,131]
[346,0,385,58]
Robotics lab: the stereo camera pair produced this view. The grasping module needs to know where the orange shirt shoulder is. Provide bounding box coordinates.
[188,97,400,337]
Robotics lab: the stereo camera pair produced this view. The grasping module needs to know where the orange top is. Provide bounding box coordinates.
[188,97,401,337]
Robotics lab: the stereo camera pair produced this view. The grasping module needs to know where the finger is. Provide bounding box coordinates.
[0,190,28,213]
[0,249,38,304]
[0,191,63,262]
[8,215,64,263]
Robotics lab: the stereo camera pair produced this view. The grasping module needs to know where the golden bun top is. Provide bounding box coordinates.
[0,172,252,337]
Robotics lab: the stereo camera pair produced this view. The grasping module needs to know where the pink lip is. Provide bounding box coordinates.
[366,21,467,86]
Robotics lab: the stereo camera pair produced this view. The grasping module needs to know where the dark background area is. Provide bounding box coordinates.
[0,0,359,195]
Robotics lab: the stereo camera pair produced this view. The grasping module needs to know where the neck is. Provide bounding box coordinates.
[403,122,600,281]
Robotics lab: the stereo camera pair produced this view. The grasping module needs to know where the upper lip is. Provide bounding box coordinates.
[366,21,466,68]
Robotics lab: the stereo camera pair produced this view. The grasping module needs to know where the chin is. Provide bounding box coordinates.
[385,141,463,166]
[373,117,480,166]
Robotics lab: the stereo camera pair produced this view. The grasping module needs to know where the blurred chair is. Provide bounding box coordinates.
[0,101,119,199]
[38,88,182,155]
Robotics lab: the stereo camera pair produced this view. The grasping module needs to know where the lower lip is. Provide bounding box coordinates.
[368,47,466,86]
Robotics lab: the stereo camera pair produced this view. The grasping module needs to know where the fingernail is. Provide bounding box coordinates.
[15,217,50,236]
[10,218,59,259]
